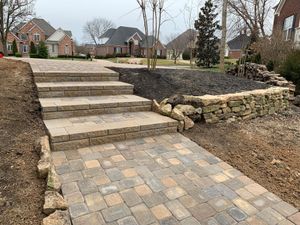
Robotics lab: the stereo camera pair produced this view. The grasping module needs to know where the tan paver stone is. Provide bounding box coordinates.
[104,193,123,206]
[246,216,268,225]
[92,175,111,186]
[122,168,138,178]
[164,187,187,200]
[134,184,153,196]
[161,177,177,188]
[179,195,198,209]
[236,188,255,200]
[111,154,126,163]
[245,183,268,196]
[151,204,172,220]
[217,162,233,170]
[210,173,230,183]
[195,159,210,167]
[177,148,192,155]
[173,143,184,149]
[233,198,258,216]
[84,160,100,169]
[85,192,107,212]
[289,212,300,225]
[168,158,181,165]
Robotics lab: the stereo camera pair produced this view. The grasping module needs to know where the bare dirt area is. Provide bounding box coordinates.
[111,67,270,101]
[0,59,46,224]
[185,107,300,209]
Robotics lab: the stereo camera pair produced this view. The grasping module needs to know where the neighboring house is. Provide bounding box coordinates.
[273,0,300,46]
[166,29,197,60]
[46,28,74,57]
[227,34,251,59]
[0,18,74,56]
[95,26,166,58]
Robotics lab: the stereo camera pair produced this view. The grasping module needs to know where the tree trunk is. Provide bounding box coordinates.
[220,0,228,73]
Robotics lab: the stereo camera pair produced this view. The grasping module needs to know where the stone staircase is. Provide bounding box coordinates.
[35,69,178,152]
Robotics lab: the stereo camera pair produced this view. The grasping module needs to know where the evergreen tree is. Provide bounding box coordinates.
[38,41,48,58]
[194,0,220,68]
[12,39,18,55]
[30,41,37,54]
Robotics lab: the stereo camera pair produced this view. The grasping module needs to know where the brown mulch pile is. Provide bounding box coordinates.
[0,59,46,224]
[185,107,300,209]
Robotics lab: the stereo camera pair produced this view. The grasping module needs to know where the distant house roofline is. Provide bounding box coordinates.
[274,0,286,15]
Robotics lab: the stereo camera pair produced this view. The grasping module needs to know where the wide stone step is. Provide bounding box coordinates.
[34,71,119,82]
[44,112,178,151]
[40,95,152,119]
[36,81,133,98]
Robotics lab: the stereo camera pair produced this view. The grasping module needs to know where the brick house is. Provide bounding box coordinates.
[273,0,300,46]
[0,18,74,56]
[96,26,166,58]
[227,33,251,59]
[46,28,74,57]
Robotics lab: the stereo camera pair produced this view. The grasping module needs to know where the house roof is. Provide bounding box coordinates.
[31,18,56,37]
[274,0,286,15]
[140,36,165,48]
[46,28,70,43]
[166,29,197,49]
[101,26,145,45]
[227,34,251,50]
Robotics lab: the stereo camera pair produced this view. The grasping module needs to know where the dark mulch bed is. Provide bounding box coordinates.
[0,59,46,225]
[110,67,270,101]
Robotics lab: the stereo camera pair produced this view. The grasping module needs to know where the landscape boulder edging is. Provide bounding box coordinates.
[154,87,290,126]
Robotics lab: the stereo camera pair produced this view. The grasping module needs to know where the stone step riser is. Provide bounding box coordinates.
[43,104,152,120]
[35,76,119,82]
[38,89,133,98]
[49,126,178,151]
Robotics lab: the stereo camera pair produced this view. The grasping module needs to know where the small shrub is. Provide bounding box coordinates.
[182,50,190,60]
[12,39,18,55]
[15,53,22,57]
[30,42,37,54]
[38,41,48,58]
[30,54,39,58]
[280,50,300,95]
[266,60,274,71]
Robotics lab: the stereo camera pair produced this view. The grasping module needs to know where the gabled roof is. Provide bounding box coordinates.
[64,30,72,37]
[101,26,145,45]
[140,36,165,48]
[46,28,70,43]
[31,18,56,37]
[12,22,26,33]
[166,29,197,49]
[274,0,286,15]
[227,34,251,50]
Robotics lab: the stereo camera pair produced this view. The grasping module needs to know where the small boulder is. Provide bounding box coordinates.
[43,191,68,215]
[294,95,300,106]
[42,210,71,225]
[167,94,185,107]
[171,108,185,121]
[38,159,51,179]
[160,104,172,116]
[160,98,169,107]
[184,116,195,130]
[47,166,61,192]
[174,104,196,116]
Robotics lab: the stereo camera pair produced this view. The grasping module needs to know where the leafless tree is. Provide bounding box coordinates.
[219,0,228,72]
[227,0,275,40]
[166,33,184,64]
[0,0,35,55]
[83,18,115,46]
[137,0,165,70]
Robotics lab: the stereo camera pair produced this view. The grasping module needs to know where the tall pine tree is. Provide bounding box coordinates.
[194,0,220,68]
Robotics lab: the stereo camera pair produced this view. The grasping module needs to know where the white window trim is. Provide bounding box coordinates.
[7,43,12,51]
[33,33,40,42]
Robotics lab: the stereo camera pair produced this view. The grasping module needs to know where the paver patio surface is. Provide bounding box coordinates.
[53,133,299,225]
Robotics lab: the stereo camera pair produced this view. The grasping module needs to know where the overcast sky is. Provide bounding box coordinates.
[35,0,197,44]
[35,0,278,44]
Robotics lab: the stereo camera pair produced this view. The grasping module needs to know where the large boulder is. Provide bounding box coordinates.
[167,94,185,107]
[152,100,161,113]
[42,210,71,225]
[43,191,68,215]
[171,108,185,121]
[294,95,300,106]
[47,166,61,192]
[174,104,196,116]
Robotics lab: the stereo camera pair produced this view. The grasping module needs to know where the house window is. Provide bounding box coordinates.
[65,45,69,55]
[114,47,122,54]
[283,15,295,41]
[52,44,55,53]
[157,49,161,56]
[23,45,28,53]
[7,43,12,51]
[21,34,28,41]
[33,33,40,42]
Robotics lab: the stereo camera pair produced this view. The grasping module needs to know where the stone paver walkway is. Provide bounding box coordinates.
[24,59,299,225]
